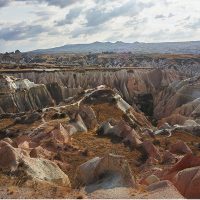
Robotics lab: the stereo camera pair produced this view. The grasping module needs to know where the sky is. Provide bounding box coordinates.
[0,0,200,52]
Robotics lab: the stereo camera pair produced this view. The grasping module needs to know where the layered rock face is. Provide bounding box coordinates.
[0,75,55,113]
[155,75,200,127]
[1,75,200,198]
[2,68,200,132]
[4,68,181,115]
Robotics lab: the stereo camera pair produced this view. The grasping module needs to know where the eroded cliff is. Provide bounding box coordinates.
[0,75,55,114]
[3,68,181,116]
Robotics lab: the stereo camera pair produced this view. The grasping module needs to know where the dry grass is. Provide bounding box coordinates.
[1,99,200,198]
[0,173,74,199]
[152,131,200,158]
[91,102,124,123]
[64,130,142,187]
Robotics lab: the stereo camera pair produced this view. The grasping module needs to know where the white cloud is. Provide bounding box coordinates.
[0,0,200,52]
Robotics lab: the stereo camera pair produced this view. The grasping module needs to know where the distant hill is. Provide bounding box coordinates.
[30,41,200,54]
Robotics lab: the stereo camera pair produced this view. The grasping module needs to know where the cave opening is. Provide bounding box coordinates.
[134,93,157,125]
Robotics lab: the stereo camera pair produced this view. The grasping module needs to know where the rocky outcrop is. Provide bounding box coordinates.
[174,166,200,198]
[79,85,151,129]
[141,140,160,161]
[169,140,192,155]
[0,140,70,187]
[97,120,142,147]
[0,75,54,113]
[141,180,184,199]
[4,69,181,116]
[75,154,136,189]
[19,157,71,187]
[67,105,97,132]
[0,141,22,171]
[3,68,200,129]
[154,75,200,122]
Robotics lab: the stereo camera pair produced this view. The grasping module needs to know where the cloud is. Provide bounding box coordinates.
[0,23,49,41]
[55,7,82,26]
[0,0,200,52]
[70,25,103,38]
[85,1,153,27]
[0,0,11,7]
[33,10,54,17]
[168,13,174,18]
[155,13,174,19]
[185,19,200,30]
[1,0,83,8]
[155,14,165,19]
[38,0,83,8]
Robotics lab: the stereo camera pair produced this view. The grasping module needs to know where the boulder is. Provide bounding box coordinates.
[162,154,200,181]
[50,124,71,144]
[1,140,70,187]
[0,141,21,171]
[19,157,71,187]
[122,129,142,147]
[75,157,101,185]
[174,166,200,198]
[2,137,16,147]
[135,180,184,199]
[143,175,160,186]
[97,120,141,147]
[97,121,113,135]
[65,124,78,135]
[147,180,175,191]
[162,150,177,164]
[70,114,87,133]
[142,140,160,160]
[169,140,192,154]
[75,154,136,188]
[112,120,132,138]
[79,105,98,129]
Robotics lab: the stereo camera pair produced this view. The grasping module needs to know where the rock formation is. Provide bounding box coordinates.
[1,67,200,198]
[0,75,54,113]
[75,153,136,196]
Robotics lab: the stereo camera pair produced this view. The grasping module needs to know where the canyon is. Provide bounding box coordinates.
[0,60,200,198]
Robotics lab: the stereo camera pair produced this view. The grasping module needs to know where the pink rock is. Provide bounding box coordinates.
[168,153,200,174]
[50,124,71,144]
[2,137,16,147]
[162,154,200,182]
[147,180,175,191]
[115,120,132,138]
[135,180,184,199]
[142,140,160,160]
[162,150,177,164]
[123,129,142,147]
[141,175,160,186]
[139,167,163,184]
[79,105,97,129]
[18,141,30,149]
[169,140,192,154]
[174,166,200,198]
[0,141,21,171]
[75,154,136,187]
